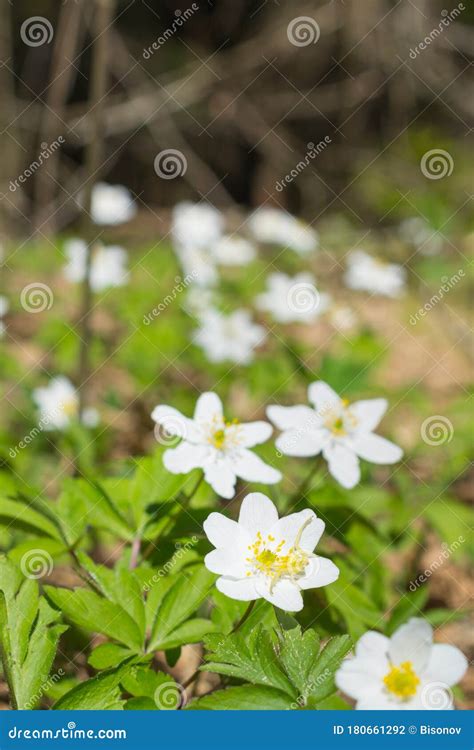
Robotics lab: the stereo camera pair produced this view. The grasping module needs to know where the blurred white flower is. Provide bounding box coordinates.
[63,239,129,292]
[152,392,281,499]
[336,618,467,710]
[90,182,136,226]
[193,308,266,365]
[267,381,403,489]
[328,304,357,332]
[184,286,216,317]
[344,250,406,297]
[211,235,256,266]
[256,272,330,324]
[0,295,9,337]
[204,492,339,610]
[248,207,318,254]
[175,244,219,288]
[172,201,224,250]
[33,376,99,431]
[399,217,443,256]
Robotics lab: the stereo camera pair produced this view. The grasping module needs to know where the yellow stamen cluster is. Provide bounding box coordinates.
[323,399,358,437]
[209,418,240,450]
[383,661,420,699]
[246,518,313,591]
[61,398,78,418]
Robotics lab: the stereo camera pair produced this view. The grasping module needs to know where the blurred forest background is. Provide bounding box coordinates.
[1,0,473,239]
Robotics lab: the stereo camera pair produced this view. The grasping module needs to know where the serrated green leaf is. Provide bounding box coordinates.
[53,661,135,710]
[187,685,295,710]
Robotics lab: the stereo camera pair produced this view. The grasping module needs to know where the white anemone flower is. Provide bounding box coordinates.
[267,381,403,489]
[203,492,339,611]
[63,239,129,292]
[175,243,219,288]
[248,207,318,254]
[172,201,224,250]
[256,272,331,324]
[90,182,136,226]
[399,217,443,256]
[344,250,406,298]
[33,377,99,431]
[152,392,281,499]
[336,618,467,710]
[0,295,9,337]
[211,235,256,266]
[193,308,266,365]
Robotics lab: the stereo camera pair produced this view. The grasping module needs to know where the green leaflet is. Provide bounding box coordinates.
[53,660,138,710]
[200,624,352,709]
[187,685,295,710]
[0,557,67,710]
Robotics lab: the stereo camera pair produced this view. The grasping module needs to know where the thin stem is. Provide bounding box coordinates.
[129,536,141,570]
[142,472,204,561]
[181,600,255,691]
[77,0,115,417]
[289,458,323,505]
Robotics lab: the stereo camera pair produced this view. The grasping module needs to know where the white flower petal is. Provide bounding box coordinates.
[424,644,467,687]
[350,398,387,432]
[194,391,223,423]
[298,555,339,588]
[204,548,248,578]
[355,631,390,660]
[389,618,433,673]
[216,576,259,601]
[151,405,200,442]
[336,659,387,701]
[275,428,326,457]
[163,442,209,474]
[238,421,273,447]
[203,512,247,549]
[307,381,341,412]
[351,433,403,464]
[255,578,304,611]
[233,449,282,485]
[269,509,324,553]
[266,404,318,431]
[355,692,403,710]
[323,442,361,488]
[238,492,279,536]
[204,460,236,499]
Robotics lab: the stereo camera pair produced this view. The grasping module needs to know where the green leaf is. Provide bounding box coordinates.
[277,626,320,697]
[203,626,297,698]
[0,557,67,710]
[148,565,215,651]
[53,661,135,710]
[88,643,134,670]
[155,618,218,650]
[45,586,143,651]
[187,685,295,710]
[307,635,352,702]
[0,497,61,539]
